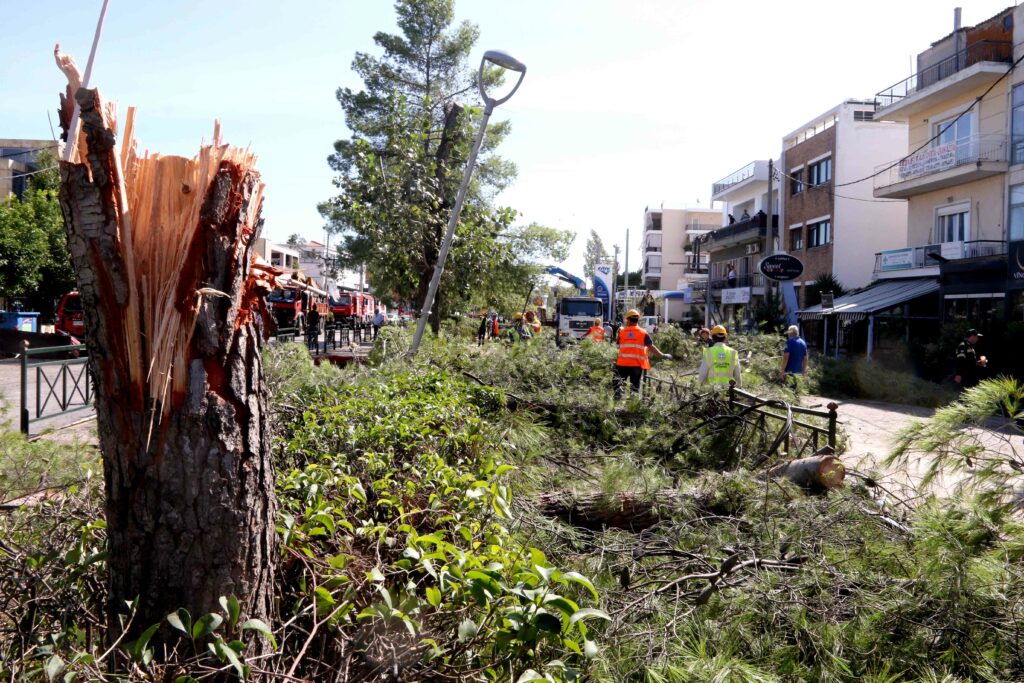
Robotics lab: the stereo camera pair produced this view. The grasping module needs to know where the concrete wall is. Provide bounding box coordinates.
[834,106,909,290]
[906,175,1005,246]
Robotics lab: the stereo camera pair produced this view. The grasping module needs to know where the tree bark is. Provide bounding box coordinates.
[764,453,845,491]
[57,88,277,651]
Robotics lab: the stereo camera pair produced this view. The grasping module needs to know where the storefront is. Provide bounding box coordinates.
[797,278,940,358]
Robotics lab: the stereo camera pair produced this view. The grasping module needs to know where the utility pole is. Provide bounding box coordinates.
[623,229,630,320]
[612,243,620,321]
[764,159,774,259]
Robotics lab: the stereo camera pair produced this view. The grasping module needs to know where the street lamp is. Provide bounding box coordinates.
[409,50,527,355]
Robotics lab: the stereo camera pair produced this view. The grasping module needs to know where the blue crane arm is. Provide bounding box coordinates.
[543,266,587,295]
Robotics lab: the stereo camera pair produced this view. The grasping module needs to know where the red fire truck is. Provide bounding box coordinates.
[268,277,328,333]
[331,292,375,327]
[55,291,85,337]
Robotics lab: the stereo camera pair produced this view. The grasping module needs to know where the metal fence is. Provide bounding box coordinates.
[728,381,838,457]
[20,343,92,435]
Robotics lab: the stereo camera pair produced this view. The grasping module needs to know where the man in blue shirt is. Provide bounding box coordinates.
[781,325,808,385]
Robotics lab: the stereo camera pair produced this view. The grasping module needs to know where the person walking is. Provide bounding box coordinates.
[585,318,606,342]
[697,327,713,348]
[614,309,672,399]
[954,328,987,390]
[698,324,742,388]
[372,309,385,340]
[781,324,808,386]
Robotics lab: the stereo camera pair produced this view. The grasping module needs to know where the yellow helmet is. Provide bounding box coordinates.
[594,318,602,325]
[711,324,728,338]
[625,309,641,320]
[514,313,524,320]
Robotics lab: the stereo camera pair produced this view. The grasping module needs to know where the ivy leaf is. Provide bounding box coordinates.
[425,586,442,607]
[219,595,241,630]
[44,655,64,682]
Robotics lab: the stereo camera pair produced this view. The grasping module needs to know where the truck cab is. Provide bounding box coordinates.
[555,297,603,347]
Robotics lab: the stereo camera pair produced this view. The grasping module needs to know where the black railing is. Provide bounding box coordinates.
[728,382,838,457]
[876,40,1013,107]
[706,213,776,244]
[20,342,92,435]
[708,273,766,290]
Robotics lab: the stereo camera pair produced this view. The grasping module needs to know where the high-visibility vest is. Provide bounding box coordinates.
[586,325,606,342]
[616,325,650,369]
[492,319,500,336]
[703,344,737,385]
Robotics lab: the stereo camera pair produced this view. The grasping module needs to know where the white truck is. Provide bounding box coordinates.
[555,296,604,347]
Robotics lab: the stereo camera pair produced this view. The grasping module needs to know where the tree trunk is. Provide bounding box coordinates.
[764,453,845,491]
[56,86,277,651]
[537,490,697,531]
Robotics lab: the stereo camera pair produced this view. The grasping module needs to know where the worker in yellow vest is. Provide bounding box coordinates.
[614,309,672,399]
[585,318,606,342]
[525,310,542,334]
[698,324,742,388]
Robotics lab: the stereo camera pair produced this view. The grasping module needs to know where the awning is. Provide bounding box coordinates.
[658,290,692,300]
[798,278,939,321]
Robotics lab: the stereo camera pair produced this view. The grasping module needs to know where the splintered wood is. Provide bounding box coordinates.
[54,46,265,421]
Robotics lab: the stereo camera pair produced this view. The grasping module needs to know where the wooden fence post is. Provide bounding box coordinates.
[827,401,839,449]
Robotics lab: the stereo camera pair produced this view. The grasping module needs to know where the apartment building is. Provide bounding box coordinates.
[641,205,719,321]
[870,6,1019,340]
[783,100,908,307]
[1,139,55,199]
[701,160,779,324]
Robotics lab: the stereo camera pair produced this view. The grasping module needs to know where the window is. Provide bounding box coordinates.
[936,208,969,243]
[790,168,804,195]
[1013,85,1024,164]
[807,157,832,186]
[807,220,831,248]
[1011,184,1024,240]
[853,110,874,121]
[790,228,803,251]
[934,111,973,159]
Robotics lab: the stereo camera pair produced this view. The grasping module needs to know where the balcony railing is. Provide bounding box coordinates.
[712,162,757,196]
[876,40,1013,108]
[874,239,1006,273]
[873,134,1008,191]
[707,212,776,243]
[708,273,766,290]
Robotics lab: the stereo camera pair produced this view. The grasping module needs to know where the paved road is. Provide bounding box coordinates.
[802,394,1021,497]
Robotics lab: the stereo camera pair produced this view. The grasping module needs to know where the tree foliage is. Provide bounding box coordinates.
[0,152,74,316]
[320,0,568,327]
[583,229,608,283]
[806,272,847,307]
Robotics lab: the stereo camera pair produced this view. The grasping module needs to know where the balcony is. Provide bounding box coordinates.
[711,161,773,201]
[874,135,1008,199]
[876,41,1012,120]
[705,212,776,250]
[686,223,718,236]
[708,273,766,291]
[874,239,1006,278]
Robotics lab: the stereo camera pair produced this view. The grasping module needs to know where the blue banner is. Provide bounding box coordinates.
[593,264,613,322]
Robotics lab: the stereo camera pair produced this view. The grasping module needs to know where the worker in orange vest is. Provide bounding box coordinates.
[584,318,606,342]
[614,309,672,399]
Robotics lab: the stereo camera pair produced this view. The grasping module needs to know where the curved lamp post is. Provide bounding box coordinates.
[409,50,527,355]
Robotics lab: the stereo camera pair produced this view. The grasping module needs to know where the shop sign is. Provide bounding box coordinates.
[1011,240,1024,282]
[879,248,914,271]
[758,253,804,281]
[722,287,751,305]
[898,143,957,180]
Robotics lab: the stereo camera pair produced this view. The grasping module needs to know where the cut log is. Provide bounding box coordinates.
[54,55,277,656]
[764,453,845,491]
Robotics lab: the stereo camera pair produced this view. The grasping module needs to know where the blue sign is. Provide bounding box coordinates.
[594,264,613,322]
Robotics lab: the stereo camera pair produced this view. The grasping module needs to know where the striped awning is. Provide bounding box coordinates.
[798,278,939,321]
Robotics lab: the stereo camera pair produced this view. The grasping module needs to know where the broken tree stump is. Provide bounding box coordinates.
[55,48,277,654]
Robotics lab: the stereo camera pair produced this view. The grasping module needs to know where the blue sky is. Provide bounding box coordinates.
[2,0,1013,278]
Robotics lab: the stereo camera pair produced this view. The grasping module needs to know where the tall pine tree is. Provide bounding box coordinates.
[321,0,536,330]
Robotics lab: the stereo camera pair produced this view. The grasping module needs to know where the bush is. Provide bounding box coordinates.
[811,356,956,408]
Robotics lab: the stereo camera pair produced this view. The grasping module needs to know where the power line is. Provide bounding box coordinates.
[0,165,58,179]
[772,166,905,204]
[0,144,59,160]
